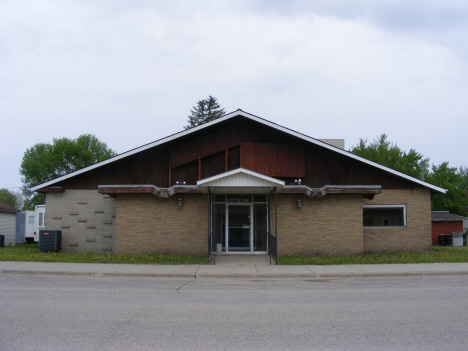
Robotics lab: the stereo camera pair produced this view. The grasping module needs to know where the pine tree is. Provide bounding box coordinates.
[184,96,226,129]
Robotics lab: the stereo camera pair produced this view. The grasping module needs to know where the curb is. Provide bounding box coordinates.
[3,269,468,279]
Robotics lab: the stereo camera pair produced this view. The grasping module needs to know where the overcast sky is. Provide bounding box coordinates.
[1,0,467,191]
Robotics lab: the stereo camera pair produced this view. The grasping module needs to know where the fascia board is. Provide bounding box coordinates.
[31,109,446,194]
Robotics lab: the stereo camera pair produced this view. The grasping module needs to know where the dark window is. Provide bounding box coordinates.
[363,206,406,227]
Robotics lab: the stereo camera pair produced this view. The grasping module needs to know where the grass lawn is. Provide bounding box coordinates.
[2,244,468,265]
[279,246,468,265]
[0,244,207,265]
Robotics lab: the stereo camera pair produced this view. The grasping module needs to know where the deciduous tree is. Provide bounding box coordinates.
[352,134,468,216]
[426,163,468,216]
[20,134,117,210]
[0,189,23,209]
[350,134,429,179]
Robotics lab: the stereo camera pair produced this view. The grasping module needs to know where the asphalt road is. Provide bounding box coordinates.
[1,274,468,351]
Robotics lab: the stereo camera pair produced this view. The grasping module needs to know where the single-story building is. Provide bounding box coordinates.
[0,203,21,246]
[431,211,467,245]
[31,110,445,261]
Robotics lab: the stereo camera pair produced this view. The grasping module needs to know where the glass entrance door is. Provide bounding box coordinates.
[212,196,268,254]
[227,205,251,252]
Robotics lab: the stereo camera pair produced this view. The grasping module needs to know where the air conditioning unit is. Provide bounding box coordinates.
[38,230,62,252]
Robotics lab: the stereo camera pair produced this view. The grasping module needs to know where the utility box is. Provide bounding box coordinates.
[451,232,464,247]
[38,230,62,252]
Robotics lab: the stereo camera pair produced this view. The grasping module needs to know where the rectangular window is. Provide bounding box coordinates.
[28,216,34,224]
[363,205,406,227]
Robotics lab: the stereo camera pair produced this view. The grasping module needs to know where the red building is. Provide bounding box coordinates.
[431,211,467,245]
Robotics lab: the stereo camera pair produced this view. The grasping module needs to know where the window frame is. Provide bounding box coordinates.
[363,204,407,228]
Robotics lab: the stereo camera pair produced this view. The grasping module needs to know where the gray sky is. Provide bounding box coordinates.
[1,0,467,190]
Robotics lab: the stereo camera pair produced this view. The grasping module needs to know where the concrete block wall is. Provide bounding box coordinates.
[45,190,116,253]
[115,194,207,255]
[363,189,432,253]
[277,194,364,255]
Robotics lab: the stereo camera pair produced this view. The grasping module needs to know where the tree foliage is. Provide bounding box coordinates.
[184,96,226,129]
[0,189,23,209]
[426,163,468,216]
[350,134,429,179]
[459,166,468,196]
[351,134,468,217]
[20,134,117,210]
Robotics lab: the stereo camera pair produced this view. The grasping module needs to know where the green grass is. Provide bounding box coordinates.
[0,244,207,264]
[2,244,468,265]
[278,246,468,265]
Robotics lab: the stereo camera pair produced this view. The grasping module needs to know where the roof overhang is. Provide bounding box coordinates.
[31,109,446,194]
[197,168,284,194]
[281,185,382,199]
[34,186,64,193]
[98,184,200,198]
[431,211,468,222]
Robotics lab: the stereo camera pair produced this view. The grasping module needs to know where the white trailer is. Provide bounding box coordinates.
[24,205,46,243]
[24,210,35,243]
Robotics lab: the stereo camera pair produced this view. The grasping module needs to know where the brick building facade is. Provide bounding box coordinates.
[35,110,445,260]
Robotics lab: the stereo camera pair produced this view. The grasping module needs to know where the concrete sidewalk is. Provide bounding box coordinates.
[2,260,468,279]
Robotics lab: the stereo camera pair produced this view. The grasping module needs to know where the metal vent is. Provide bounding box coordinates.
[38,230,62,252]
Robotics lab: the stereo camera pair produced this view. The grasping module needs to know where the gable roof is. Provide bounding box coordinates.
[0,203,21,213]
[31,109,446,193]
[431,211,467,222]
[197,168,284,194]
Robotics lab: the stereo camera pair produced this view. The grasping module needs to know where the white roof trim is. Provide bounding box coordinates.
[31,109,446,193]
[197,168,284,194]
[197,168,285,187]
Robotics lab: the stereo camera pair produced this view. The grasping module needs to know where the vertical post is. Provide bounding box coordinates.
[198,158,201,181]
[213,187,216,264]
[168,163,172,187]
[268,190,271,265]
[207,188,211,264]
[225,149,228,172]
[274,187,278,265]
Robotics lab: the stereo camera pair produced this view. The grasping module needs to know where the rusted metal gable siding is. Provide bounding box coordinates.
[240,142,305,178]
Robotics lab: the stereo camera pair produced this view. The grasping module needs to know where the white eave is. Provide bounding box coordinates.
[197,168,284,194]
[31,109,446,194]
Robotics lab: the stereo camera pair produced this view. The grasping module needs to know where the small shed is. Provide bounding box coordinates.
[0,203,21,246]
[431,211,467,245]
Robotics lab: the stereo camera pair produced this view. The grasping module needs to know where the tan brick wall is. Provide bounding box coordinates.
[277,194,364,255]
[115,194,207,255]
[363,189,432,253]
[45,188,431,256]
[45,190,116,253]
